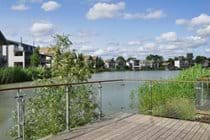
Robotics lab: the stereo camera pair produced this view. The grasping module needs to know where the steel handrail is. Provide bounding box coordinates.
[0,78,209,92]
[0,79,124,92]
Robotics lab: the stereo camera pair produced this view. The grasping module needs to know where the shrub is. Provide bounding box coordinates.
[134,65,210,120]
[152,98,196,120]
[0,67,51,84]
[9,34,96,140]
[0,67,31,84]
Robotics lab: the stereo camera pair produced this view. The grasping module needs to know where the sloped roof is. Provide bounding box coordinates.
[0,30,7,45]
[39,47,54,56]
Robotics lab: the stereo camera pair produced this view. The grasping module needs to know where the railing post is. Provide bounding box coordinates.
[98,82,102,120]
[21,95,25,140]
[65,86,70,131]
[16,89,25,140]
[201,81,204,106]
[149,81,153,115]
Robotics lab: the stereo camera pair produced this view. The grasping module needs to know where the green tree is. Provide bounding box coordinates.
[95,56,104,69]
[10,34,97,139]
[167,58,174,65]
[87,56,94,69]
[30,47,40,67]
[146,54,163,62]
[195,56,207,64]
[116,56,126,70]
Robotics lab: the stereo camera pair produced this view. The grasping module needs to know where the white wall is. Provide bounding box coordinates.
[8,45,25,68]
[174,60,180,68]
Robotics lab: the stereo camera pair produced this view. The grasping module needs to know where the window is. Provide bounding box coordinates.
[14,51,23,56]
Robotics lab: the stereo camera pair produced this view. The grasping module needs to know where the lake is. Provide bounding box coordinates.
[0,70,179,140]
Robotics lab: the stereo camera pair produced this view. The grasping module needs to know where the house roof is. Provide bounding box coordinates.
[0,30,36,51]
[0,30,7,45]
[39,47,54,56]
[7,40,36,52]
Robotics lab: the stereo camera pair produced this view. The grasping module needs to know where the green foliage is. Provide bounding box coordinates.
[195,56,207,64]
[116,56,126,70]
[146,54,163,62]
[30,47,41,67]
[95,56,104,69]
[9,34,97,139]
[87,56,94,69]
[52,34,91,82]
[152,98,196,120]
[135,65,210,120]
[0,67,50,84]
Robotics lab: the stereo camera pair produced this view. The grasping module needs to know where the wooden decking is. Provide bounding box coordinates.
[46,114,210,140]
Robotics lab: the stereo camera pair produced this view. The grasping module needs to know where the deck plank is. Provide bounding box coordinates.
[47,114,210,140]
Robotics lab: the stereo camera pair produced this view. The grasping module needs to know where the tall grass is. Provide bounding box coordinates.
[134,65,210,120]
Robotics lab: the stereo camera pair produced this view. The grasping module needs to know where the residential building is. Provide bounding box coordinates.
[105,59,115,69]
[0,30,36,68]
[126,58,140,70]
[174,59,189,69]
[0,31,7,66]
[139,60,154,69]
[39,47,53,67]
[174,55,191,69]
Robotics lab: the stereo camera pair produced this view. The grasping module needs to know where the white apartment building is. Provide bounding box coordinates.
[0,31,35,68]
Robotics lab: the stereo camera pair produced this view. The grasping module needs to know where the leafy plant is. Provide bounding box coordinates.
[9,34,97,140]
[135,65,210,120]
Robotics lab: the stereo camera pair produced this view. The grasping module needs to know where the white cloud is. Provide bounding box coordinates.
[41,1,61,11]
[86,2,125,20]
[143,43,156,50]
[205,48,210,53]
[124,9,166,20]
[197,25,210,37]
[86,2,165,20]
[11,4,29,11]
[156,32,177,42]
[159,44,178,50]
[176,14,210,26]
[93,49,105,56]
[128,41,142,46]
[30,22,54,36]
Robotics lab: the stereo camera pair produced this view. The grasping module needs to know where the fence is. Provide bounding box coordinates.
[0,79,210,140]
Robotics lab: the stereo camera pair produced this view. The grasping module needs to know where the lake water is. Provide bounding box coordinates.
[0,70,179,140]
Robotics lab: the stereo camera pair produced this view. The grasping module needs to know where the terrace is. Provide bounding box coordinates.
[0,79,210,140]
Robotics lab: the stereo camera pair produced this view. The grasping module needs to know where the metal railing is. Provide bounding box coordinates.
[0,79,210,140]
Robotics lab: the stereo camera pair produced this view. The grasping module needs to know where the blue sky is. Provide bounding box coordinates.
[0,0,210,59]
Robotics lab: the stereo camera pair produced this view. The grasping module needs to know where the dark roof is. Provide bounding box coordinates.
[0,31,7,45]
[0,30,36,51]
[7,40,36,52]
[7,40,35,48]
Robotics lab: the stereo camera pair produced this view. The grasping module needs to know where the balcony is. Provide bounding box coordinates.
[0,79,210,140]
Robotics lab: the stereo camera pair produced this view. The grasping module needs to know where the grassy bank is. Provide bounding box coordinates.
[132,65,210,120]
[0,67,51,84]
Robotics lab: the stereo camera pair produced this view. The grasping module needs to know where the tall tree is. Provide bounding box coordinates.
[87,56,94,69]
[95,56,104,69]
[146,54,163,62]
[52,34,91,82]
[10,34,96,139]
[167,58,174,65]
[195,56,207,64]
[116,56,126,70]
[30,47,40,67]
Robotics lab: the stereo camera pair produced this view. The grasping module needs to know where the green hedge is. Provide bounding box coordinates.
[0,67,51,84]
